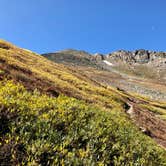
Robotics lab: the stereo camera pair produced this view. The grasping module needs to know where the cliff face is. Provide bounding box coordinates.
[106,49,166,65]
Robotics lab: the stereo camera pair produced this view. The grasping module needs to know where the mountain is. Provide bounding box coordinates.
[0,40,166,165]
[43,49,166,102]
[43,49,166,71]
[106,49,166,81]
[107,49,166,64]
[42,49,104,69]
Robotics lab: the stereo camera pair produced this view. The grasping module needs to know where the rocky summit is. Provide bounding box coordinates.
[44,48,166,66]
[106,49,166,65]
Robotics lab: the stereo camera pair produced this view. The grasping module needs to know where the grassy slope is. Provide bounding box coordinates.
[0,40,166,165]
[112,63,166,84]
[0,40,125,110]
[1,80,166,165]
[43,50,99,68]
[42,53,166,123]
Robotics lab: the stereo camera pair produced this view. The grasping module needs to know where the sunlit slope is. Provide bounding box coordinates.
[0,40,125,110]
[0,40,166,124]
[0,40,166,165]
[0,80,166,165]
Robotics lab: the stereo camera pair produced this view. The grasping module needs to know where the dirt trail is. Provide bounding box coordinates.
[125,100,166,149]
[81,63,166,149]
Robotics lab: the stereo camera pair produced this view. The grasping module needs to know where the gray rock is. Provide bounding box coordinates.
[94,53,105,61]
[134,49,150,63]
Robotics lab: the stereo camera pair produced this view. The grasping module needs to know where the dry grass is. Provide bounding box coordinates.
[0,39,166,149]
[0,40,125,111]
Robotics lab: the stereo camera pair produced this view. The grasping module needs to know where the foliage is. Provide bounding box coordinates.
[0,80,166,165]
[0,43,125,111]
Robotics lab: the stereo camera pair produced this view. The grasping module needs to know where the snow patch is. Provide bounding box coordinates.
[103,60,114,66]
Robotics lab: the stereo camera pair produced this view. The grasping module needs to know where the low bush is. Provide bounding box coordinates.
[0,80,165,165]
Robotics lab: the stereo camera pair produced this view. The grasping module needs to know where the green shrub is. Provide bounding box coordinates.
[0,80,165,165]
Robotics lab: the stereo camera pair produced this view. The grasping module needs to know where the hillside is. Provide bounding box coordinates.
[0,40,166,165]
[43,49,166,101]
[42,49,104,69]
[106,49,166,83]
[43,49,166,79]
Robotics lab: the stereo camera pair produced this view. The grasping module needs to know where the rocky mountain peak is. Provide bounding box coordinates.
[106,49,166,64]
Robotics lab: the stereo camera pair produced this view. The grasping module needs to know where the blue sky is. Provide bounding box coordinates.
[0,0,166,54]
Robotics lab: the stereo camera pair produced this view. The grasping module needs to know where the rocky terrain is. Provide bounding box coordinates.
[44,49,166,67]
[43,49,166,101]
[106,49,166,64]
[106,50,166,81]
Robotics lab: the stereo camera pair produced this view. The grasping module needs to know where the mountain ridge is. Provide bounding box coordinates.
[43,48,166,63]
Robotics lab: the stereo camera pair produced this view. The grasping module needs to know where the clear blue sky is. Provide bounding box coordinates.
[0,0,166,54]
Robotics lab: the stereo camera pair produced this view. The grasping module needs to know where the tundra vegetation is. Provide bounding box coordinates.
[0,80,166,165]
[0,40,166,165]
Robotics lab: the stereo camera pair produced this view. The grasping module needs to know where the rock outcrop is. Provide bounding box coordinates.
[94,53,105,61]
[106,49,166,65]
